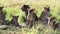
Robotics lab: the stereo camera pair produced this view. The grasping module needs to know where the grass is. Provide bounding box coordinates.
[0,23,60,34]
[0,0,60,22]
[0,0,60,34]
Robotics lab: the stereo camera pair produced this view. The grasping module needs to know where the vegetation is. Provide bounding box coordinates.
[0,23,60,34]
[0,0,60,34]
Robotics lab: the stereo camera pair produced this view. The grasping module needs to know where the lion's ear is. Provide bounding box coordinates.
[16,15,19,17]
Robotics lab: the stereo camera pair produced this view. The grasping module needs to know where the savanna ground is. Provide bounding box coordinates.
[0,0,60,34]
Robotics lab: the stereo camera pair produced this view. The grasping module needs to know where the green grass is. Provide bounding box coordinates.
[0,0,60,34]
[3,7,25,23]
[0,23,60,34]
[0,0,60,22]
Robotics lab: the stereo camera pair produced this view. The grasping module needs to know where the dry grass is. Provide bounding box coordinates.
[0,0,60,34]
